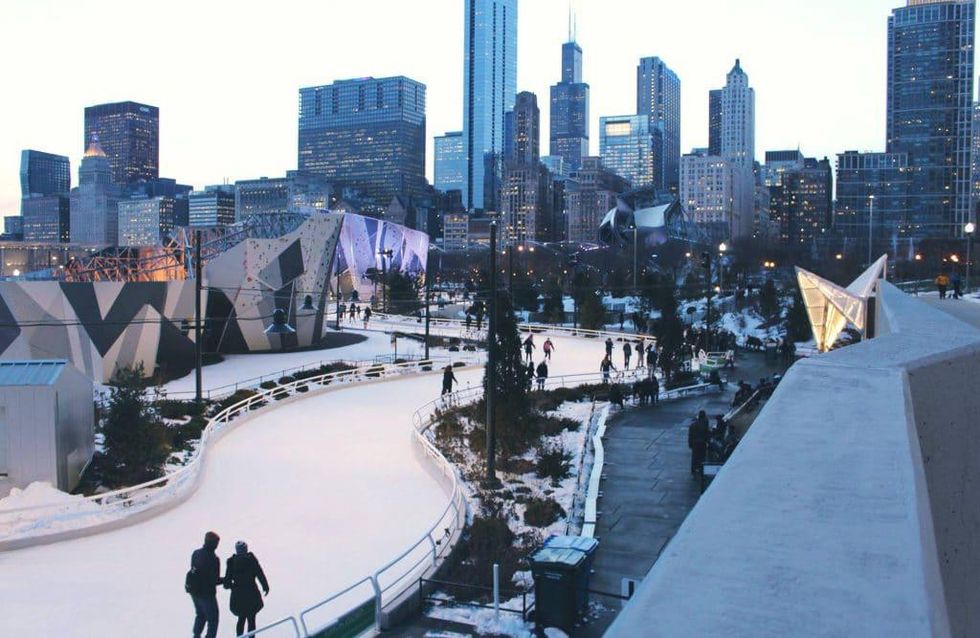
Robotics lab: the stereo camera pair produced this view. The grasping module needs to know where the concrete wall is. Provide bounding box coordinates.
[607,282,979,637]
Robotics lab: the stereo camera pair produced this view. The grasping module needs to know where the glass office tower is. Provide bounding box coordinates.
[887,0,975,237]
[550,40,589,173]
[20,150,71,197]
[599,115,661,189]
[434,131,466,194]
[298,76,426,205]
[83,101,159,185]
[637,57,681,193]
[463,0,518,212]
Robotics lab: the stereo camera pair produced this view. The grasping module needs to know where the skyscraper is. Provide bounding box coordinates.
[565,157,630,243]
[708,59,756,238]
[235,172,332,220]
[835,151,911,242]
[636,57,681,193]
[501,92,552,242]
[708,90,722,156]
[22,196,69,243]
[599,115,661,189]
[70,137,122,245]
[434,131,466,195]
[681,149,737,242]
[118,196,175,246]
[888,0,975,238]
[83,101,159,185]
[550,38,589,173]
[298,76,426,205]
[20,150,70,197]
[463,0,518,212]
[189,186,236,227]
[767,156,834,246]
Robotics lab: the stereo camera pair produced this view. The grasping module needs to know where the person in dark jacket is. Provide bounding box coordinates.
[441,365,457,396]
[650,374,660,406]
[535,360,548,391]
[605,337,614,358]
[224,541,270,637]
[688,411,710,478]
[623,342,632,369]
[189,531,223,638]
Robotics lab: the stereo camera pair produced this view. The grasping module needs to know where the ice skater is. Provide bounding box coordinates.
[441,365,458,396]
[523,334,536,363]
[543,338,555,361]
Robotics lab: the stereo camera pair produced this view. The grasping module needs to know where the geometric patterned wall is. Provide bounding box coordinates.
[0,280,199,382]
[0,212,429,380]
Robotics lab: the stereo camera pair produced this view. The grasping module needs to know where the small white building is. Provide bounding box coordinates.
[0,360,94,497]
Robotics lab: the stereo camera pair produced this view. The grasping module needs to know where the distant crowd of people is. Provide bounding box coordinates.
[337,302,373,328]
[186,532,270,638]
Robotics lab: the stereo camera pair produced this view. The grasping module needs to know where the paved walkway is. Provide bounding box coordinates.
[922,295,980,330]
[575,351,785,637]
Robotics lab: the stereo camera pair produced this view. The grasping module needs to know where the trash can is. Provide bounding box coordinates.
[529,535,599,632]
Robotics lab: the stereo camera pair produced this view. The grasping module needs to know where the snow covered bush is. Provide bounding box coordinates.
[523,497,565,528]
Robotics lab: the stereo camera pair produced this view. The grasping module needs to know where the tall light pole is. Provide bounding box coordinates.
[484,222,499,488]
[718,242,728,312]
[194,230,203,405]
[424,248,432,360]
[868,194,875,266]
[966,221,976,294]
[630,224,638,291]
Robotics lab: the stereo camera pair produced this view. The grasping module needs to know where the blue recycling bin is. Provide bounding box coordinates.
[529,535,599,632]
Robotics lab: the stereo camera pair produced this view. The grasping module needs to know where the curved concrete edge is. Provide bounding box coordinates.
[608,282,979,637]
[0,369,444,553]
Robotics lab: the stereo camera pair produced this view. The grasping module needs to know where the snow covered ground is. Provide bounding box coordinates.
[0,328,616,636]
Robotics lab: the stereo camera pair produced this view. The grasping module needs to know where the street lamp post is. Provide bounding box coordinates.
[194,230,203,405]
[868,195,875,266]
[424,249,432,360]
[630,225,639,292]
[966,222,976,294]
[378,249,394,314]
[484,222,500,488]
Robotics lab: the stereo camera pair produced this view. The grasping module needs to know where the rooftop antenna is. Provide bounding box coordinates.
[568,3,572,42]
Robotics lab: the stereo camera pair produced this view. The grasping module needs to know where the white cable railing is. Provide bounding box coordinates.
[0,358,452,548]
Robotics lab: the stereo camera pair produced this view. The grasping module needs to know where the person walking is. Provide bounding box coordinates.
[646,346,659,378]
[187,531,223,638]
[936,273,950,299]
[522,334,536,363]
[536,360,548,391]
[604,337,614,359]
[542,338,555,361]
[688,411,710,478]
[348,304,357,321]
[724,349,736,369]
[441,365,457,396]
[465,313,472,330]
[623,341,632,369]
[224,541,270,637]
[526,361,536,392]
[362,306,372,328]
[600,355,616,384]
[636,341,645,369]
[952,273,963,300]
[650,373,660,406]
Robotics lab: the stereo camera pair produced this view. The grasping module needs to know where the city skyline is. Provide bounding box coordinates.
[0,0,944,215]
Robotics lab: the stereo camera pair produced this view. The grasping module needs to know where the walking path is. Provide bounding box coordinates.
[576,352,785,637]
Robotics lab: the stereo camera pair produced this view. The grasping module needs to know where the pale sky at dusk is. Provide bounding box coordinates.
[0,0,949,215]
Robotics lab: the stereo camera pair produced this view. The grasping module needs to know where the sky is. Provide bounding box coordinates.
[0,0,927,215]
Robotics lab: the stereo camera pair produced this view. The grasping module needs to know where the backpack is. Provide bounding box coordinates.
[185,566,200,595]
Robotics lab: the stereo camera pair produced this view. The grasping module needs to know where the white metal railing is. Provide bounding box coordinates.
[0,359,450,546]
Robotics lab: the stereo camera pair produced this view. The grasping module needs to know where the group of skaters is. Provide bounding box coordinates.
[186,532,270,638]
[600,336,661,382]
[523,334,555,391]
[463,308,485,332]
[935,272,966,300]
[338,302,372,328]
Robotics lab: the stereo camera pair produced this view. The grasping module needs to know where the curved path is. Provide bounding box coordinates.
[0,331,616,635]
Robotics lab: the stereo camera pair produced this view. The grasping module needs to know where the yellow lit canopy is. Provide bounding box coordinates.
[795,256,887,352]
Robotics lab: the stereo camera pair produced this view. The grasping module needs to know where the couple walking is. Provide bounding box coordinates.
[187,531,270,638]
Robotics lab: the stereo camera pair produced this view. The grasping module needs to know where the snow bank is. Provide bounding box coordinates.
[0,482,107,537]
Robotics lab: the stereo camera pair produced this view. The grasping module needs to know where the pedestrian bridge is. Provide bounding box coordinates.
[607,282,980,637]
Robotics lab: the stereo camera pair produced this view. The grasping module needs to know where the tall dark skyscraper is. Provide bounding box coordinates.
[708,90,722,156]
[463,0,518,212]
[550,37,589,173]
[83,101,159,185]
[636,57,681,193]
[887,0,975,238]
[298,76,426,205]
[20,150,70,197]
[502,92,552,242]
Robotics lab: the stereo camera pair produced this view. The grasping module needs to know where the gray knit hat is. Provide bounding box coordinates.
[235,541,248,555]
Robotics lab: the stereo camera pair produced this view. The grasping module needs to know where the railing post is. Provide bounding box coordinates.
[370,575,383,630]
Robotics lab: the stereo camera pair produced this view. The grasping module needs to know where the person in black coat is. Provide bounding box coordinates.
[688,411,710,477]
[224,541,270,637]
[189,531,223,638]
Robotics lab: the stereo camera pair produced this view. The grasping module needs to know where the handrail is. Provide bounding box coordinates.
[237,614,301,638]
[0,358,451,540]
